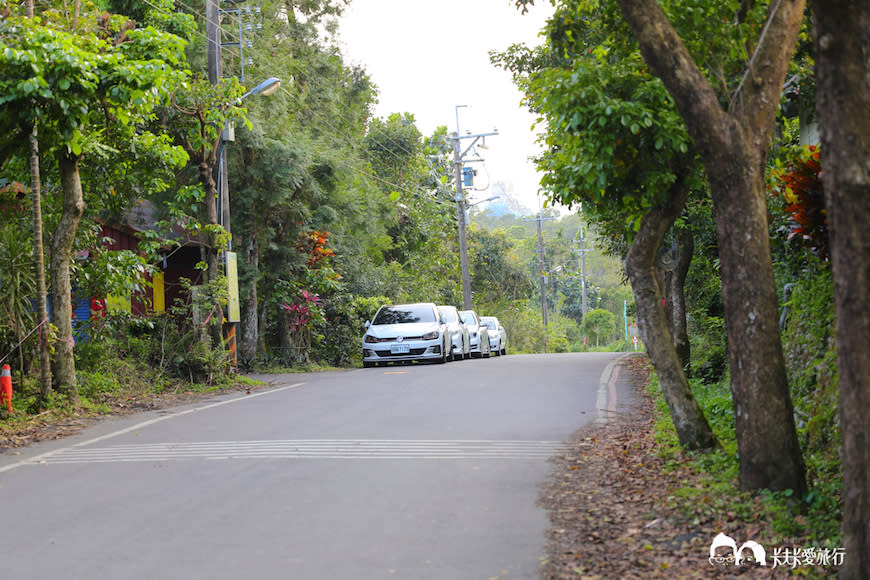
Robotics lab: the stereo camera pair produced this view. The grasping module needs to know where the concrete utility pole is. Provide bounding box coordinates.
[453,136,472,310]
[525,212,556,326]
[449,106,498,310]
[536,216,548,327]
[573,228,591,316]
[206,0,221,84]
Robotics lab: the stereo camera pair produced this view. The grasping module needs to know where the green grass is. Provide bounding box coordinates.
[647,373,842,554]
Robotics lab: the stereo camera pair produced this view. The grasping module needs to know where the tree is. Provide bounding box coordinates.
[468,227,535,307]
[607,0,808,493]
[0,8,189,405]
[208,0,385,365]
[581,308,615,349]
[495,2,717,450]
[811,1,870,575]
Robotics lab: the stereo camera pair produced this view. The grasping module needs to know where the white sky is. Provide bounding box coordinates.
[337,0,556,213]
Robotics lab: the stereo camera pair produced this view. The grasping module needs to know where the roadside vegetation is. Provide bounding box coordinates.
[2,0,868,572]
[0,1,633,441]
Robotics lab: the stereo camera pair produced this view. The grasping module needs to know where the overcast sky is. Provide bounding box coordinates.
[338,0,556,212]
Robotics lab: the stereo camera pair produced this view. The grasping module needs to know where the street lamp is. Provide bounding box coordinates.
[239,76,281,100]
[468,195,500,208]
[465,195,499,222]
[218,76,282,247]
[216,76,280,366]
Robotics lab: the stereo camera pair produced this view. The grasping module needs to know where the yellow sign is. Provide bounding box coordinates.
[226,252,240,322]
[152,271,165,313]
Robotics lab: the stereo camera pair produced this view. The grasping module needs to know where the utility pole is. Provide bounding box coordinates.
[524,212,555,326]
[206,0,221,84]
[449,106,497,310]
[453,133,472,311]
[536,216,548,327]
[573,227,592,316]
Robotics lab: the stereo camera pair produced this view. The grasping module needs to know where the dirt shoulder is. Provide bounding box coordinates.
[0,381,263,451]
[538,357,809,579]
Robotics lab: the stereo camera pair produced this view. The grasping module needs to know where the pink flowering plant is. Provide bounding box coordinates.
[279,287,325,336]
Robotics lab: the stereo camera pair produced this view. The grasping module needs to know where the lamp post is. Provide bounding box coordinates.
[218,76,281,244]
[465,195,500,224]
[216,76,281,367]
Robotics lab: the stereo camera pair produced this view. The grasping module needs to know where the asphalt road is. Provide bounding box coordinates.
[0,352,634,580]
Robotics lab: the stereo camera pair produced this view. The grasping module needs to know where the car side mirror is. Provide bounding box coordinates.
[499,325,504,331]
[365,320,371,329]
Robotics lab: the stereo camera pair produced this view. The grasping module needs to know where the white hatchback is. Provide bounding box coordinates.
[362,303,451,367]
[480,316,507,356]
[438,305,470,360]
[458,309,491,358]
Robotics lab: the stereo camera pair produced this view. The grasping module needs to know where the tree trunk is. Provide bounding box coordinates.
[198,159,223,348]
[50,152,84,408]
[29,127,52,405]
[812,3,870,576]
[25,0,51,407]
[625,169,717,451]
[671,229,693,370]
[616,0,807,494]
[239,229,259,367]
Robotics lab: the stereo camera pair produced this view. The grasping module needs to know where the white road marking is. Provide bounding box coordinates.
[36,440,564,464]
[0,382,306,474]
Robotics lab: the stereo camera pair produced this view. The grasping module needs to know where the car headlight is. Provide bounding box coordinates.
[422,330,439,340]
[363,334,378,343]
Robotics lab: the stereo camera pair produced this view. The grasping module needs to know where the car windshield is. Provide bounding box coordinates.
[459,312,477,325]
[482,319,497,329]
[373,305,436,325]
[439,308,459,323]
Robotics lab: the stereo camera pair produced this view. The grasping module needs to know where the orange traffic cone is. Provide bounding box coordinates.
[1,364,12,413]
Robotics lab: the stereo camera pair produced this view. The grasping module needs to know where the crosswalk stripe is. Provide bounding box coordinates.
[40,440,564,464]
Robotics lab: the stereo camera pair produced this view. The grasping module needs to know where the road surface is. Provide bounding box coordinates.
[0,352,635,579]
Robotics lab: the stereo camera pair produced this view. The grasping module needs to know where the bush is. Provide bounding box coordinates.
[781,264,840,495]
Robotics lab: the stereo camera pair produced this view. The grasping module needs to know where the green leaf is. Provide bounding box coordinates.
[389,191,401,202]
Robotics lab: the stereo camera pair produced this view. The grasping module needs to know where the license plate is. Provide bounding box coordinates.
[390,344,410,354]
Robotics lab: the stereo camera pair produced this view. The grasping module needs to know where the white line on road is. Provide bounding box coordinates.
[0,382,306,474]
[36,440,565,464]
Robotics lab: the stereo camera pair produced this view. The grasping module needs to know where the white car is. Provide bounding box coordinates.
[438,305,470,360]
[480,316,507,356]
[458,309,491,358]
[362,303,451,367]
